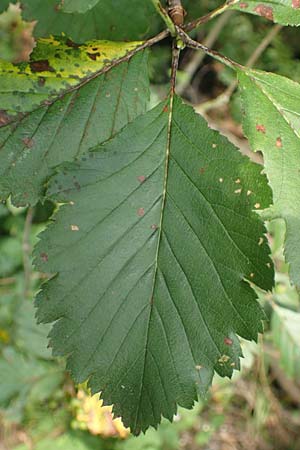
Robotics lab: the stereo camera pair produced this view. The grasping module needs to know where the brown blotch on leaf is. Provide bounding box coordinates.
[239,2,248,8]
[30,59,55,73]
[66,38,80,49]
[256,124,266,133]
[138,175,146,183]
[199,167,205,174]
[22,137,34,148]
[276,137,282,148]
[137,208,145,217]
[292,0,300,8]
[254,4,274,21]
[87,52,100,61]
[224,337,233,346]
[40,252,48,262]
[163,105,168,113]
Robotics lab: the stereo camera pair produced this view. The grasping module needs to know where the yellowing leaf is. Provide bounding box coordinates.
[0,36,143,124]
[76,389,129,438]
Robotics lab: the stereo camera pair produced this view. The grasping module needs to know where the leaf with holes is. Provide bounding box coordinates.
[34,96,273,434]
[238,68,300,286]
[0,51,149,206]
[0,36,142,122]
[232,0,300,26]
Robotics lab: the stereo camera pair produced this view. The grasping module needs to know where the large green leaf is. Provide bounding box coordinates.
[232,0,300,26]
[0,51,149,205]
[34,96,273,434]
[0,36,142,121]
[238,68,300,286]
[0,0,159,41]
[61,0,101,14]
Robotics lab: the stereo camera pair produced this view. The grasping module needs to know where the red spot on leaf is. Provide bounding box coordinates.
[276,137,282,148]
[151,224,158,230]
[292,0,300,8]
[0,110,11,126]
[22,137,34,148]
[138,175,146,183]
[224,337,233,346]
[40,252,48,262]
[239,2,248,8]
[254,4,274,20]
[137,208,145,217]
[256,124,266,133]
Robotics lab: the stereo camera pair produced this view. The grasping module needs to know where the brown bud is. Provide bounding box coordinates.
[168,5,186,26]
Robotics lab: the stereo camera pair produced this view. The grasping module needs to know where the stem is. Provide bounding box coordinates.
[177,11,234,95]
[184,0,240,32]
[151,0,176,35]
[197,23,282,113]
[176,27,241,70]
[170,42,180,94]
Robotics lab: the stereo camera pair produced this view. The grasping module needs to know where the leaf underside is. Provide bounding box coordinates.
[238,68,300,286]
[0,51,149,206]
[233,0,300,26]
[35,96,273,434]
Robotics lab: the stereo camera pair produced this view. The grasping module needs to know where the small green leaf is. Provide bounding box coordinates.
[0,51,149,205]
[0,36,143,121]
[0,3,36,63]
[232,0,300,26]
[35,96,273,434]
[61,0,101,14]
[238,68,300,286]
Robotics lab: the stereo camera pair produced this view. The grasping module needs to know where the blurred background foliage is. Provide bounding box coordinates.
[1,1,300,449]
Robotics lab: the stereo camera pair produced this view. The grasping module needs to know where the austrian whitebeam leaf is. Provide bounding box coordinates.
[0,51,149,206]
[0,36,142,121]
[232,0,300,26]
[34,96,273,434]
[61,0,101,14]
[238,68,300,286]
[0,0,159,41]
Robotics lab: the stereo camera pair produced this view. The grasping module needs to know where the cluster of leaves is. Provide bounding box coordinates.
[0,0,300,437]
